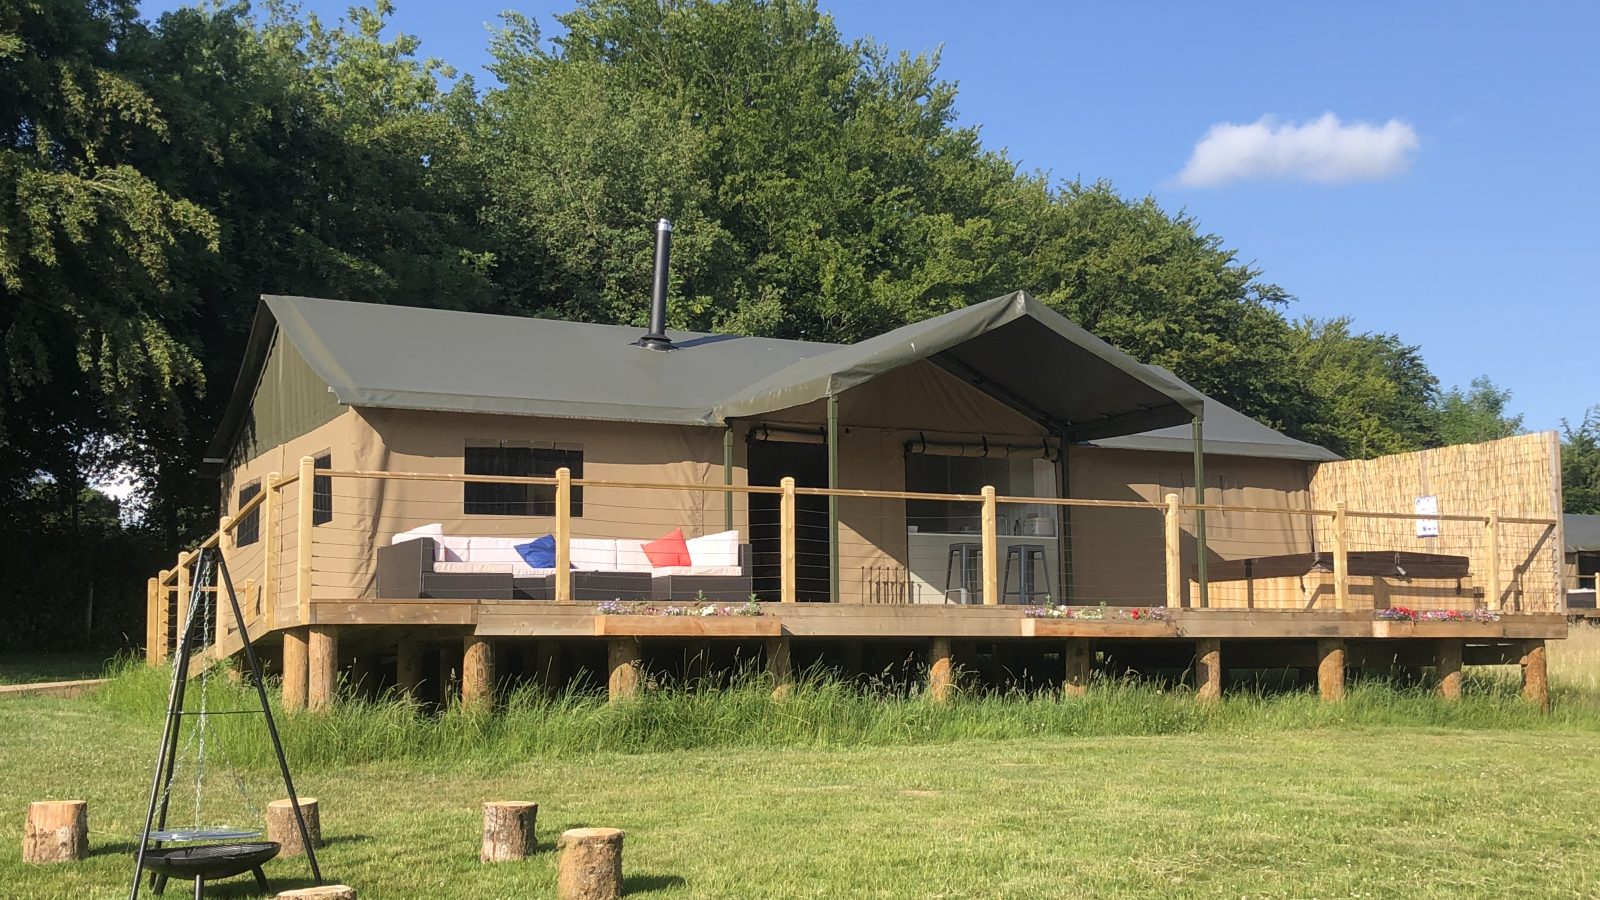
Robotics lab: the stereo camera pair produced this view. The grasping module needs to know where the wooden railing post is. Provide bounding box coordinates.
[262,472,280,621]
[981,485,999,606]
[175,551,192,642]
[218,515,238,634]
[145,576,159,664]
[1487,507,1502,610]
[155,569,172,663]
[780,477,797,603]
[296,455,315,625]
[1164,493,1182,609]
[1332,502,1350,610]
[554,467,572,602]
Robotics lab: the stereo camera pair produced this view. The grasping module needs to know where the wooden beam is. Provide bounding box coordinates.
[1332,502,1350,610]
[145,577,159,665]
[1316,638,1346,703]
[555,467,572,602]
[1520,639,1548,712]
[607,638,641,702]
[282,626,309,712]
[1063,641,1092,698]
[263,471,280,621]
[175,551,192,642]
[1195,638,1222,703]
[780,476,797,604]
[462,636,494,711]
[1164,493,1182,609]
[296,455,316,625]
[1437,639,1463,702]
[981,486,999,606]
[1487,507,1503,610]
[928,637,953,703]
[307,624,338,712]
[396,640,424,701]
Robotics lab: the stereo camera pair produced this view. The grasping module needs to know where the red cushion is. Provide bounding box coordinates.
[642,528,692,568]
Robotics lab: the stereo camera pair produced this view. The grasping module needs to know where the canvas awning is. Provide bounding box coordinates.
[714,292,1206,441]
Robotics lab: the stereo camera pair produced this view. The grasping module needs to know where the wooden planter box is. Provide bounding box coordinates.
[1372,620,1502,639]
[1021,617,1180,639]
[593,615,782,638]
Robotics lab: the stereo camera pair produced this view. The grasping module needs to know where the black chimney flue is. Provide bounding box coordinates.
[636,218,674,351]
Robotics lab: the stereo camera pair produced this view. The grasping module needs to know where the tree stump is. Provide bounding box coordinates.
[556,827,624,900]
[1316,638,1346,703]
[23,800,87,863]
[480,801,538,862]
[1194,639,1222,704]
[274,886,356,899]
[266,797,322,856]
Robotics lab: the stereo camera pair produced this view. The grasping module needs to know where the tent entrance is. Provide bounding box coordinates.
[748,439,830,601]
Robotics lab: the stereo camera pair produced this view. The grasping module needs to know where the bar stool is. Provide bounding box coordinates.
[943,542,983,604]
[1002,544,1052,604]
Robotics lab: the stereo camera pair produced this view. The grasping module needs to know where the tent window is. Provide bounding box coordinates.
[464,442,583,517]
[313,453,332,525]
[235,481,261,546]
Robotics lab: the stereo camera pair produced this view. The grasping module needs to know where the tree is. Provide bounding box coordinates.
[1435,376,1524,446]
[1287,318,1439,458]
[1564,407,1600,515]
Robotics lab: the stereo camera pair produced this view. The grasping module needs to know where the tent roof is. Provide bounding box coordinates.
[1568,514,1600,553]
[714,292,1205,441]
[210,293,1333,461]
[1085,367,1342,462]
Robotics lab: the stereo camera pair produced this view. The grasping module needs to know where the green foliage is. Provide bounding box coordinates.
[1563,406,1600,514]
[1287,318,1439,458]
[1436,376,1524,446]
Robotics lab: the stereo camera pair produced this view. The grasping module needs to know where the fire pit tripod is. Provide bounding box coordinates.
[129,547,324,898]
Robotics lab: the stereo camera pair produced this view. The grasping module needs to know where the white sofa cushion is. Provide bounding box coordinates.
[391,522,444,544]
[435,560,551,578]
[570,538,619,571]
[686,530,740,568]
[650,565,744,577]
[613,539,655,573]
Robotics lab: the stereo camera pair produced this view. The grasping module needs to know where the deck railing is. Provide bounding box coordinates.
[145,459,1564,663]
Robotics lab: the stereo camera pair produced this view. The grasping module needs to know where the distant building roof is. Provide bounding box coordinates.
[210,293,1336,463]
[1568,514,1600,553]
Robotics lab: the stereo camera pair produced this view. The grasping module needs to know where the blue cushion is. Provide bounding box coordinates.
[515,534,557,569]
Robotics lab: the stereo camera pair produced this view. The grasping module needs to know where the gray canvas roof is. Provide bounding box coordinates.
[714,292,1204,441]
[1568,514,1600,553]
[1085,367,1342,462]
[211,293,1333,461]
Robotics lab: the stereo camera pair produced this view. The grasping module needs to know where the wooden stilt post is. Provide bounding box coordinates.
[463,636,494,710]
[1164,493,1183,609]
[145,577,160,664]
[555,467,572,602]
[282,627,309,712]
[1520,639,1549,712]
[980,486,999,606]
[175,551,192,642]
[155,569,172,663]
[1437,639,1463,701]
[307,624,338,712]
[396,641,424,700]
[928,637,953,703]
[1064,641,1092,698]
[1332,502,1350,611]
[1316,638,1346,702]
[767,636,793,699]
[780,477,797,604]
[607,638,641,702]
[1195,638,1222,703]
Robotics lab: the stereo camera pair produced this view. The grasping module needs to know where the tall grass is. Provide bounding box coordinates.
[94,651,1600,772]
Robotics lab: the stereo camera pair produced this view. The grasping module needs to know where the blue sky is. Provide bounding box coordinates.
[143,1,1600,431]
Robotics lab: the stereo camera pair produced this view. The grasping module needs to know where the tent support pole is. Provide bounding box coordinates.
[1192,416,1209,609]
[723,427,734,531]
[827,393,840,603]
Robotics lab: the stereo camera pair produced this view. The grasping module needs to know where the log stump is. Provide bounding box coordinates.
[23,800,87,864]
[1437,639,1464,702]
[274,887,356,899]
[481,801,538,862]
[1316,638,1347,703]
[556,827,624,900]
[1194,639,1222,704]
[266,797,323,856]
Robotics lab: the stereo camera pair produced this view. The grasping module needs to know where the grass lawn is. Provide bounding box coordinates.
[2,628,1598,898]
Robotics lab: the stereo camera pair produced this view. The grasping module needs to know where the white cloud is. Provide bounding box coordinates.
[1175,113,1419,187]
